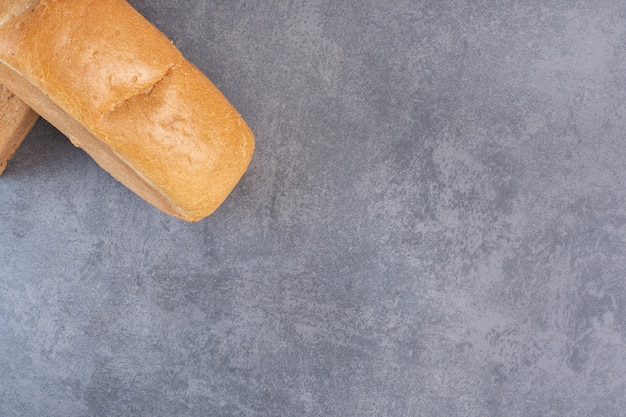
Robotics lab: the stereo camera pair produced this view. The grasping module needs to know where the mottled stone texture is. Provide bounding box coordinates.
[0,0,625,416]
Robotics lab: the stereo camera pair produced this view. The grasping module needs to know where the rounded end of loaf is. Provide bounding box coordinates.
[99,60,256,222]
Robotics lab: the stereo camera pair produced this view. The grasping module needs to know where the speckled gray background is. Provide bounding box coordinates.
[1,0,625,416]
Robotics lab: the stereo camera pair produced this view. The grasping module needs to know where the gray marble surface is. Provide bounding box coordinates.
[1,0,625,416]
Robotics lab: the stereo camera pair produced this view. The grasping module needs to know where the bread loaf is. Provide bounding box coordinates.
[0,83,38,174]
[0,0,254,221]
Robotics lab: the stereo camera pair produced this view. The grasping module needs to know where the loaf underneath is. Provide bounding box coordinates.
[0,83,39,175]
[0,0,254,221]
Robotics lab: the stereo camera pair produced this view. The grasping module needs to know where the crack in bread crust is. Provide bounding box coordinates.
[107,64,176,116]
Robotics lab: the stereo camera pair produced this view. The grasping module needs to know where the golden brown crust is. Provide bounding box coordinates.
[0,0,254,221]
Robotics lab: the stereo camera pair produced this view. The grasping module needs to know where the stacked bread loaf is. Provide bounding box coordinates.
[0,0,254,221]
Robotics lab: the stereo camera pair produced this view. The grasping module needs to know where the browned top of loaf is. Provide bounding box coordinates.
[0,0,254,221]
